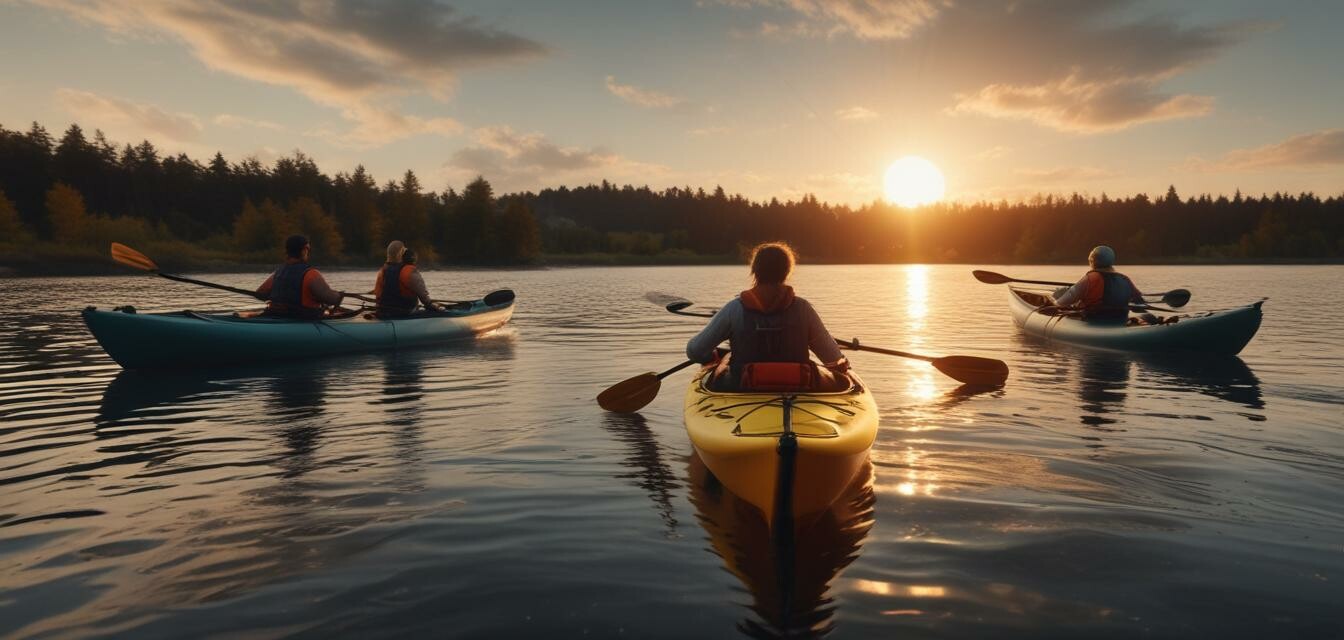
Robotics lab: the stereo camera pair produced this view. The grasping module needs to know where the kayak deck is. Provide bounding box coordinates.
[683,363,878,527]
[83,297,514,369]
[1008,287,1263,355]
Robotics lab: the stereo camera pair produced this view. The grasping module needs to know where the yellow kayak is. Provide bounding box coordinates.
[683,361,879,526]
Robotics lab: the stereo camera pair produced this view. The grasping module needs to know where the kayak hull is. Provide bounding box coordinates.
[683,365,878,526]
[82,298,513,369]
[1008,287,1263,355]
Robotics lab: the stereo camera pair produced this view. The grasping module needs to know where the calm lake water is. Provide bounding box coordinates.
[1,264,1341,638]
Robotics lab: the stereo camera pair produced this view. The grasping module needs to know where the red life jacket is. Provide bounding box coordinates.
[730,285,811,386]
[1080,270,1136,322]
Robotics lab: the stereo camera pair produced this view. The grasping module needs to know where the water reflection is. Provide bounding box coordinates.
[689,453,875,638]
[1077,357,1130,429]
[601,412,682,537]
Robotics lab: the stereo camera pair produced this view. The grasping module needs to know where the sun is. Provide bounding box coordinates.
[883,156,946,208]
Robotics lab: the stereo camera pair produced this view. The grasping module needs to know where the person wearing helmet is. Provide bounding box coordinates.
[255,234,346,319]
[1051,245,1147,322]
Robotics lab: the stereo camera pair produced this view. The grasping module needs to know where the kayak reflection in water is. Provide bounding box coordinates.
[256,234,347,319]
[374,242,439,316]
[1051,245,1156,324]
[685,242,849,391]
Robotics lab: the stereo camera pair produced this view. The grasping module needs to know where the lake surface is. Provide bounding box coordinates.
[1,264,1341,638]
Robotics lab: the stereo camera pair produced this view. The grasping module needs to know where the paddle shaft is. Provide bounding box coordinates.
[156,271,264,300]
[834,338,933,362]
[975,270,1184,301]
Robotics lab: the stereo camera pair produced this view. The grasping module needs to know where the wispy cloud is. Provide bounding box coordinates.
[446,125,665,191]
[29,0,545,146]
[688,126,732,136]
[950,73,1213,133]
[1014,165,1116,182]
[973,146,1010,160]
[213,114,284,131]
[55,88,203,142]
[1202,129,1344,171]
[719,0,945,41]
[604,76,685,109]
[718,0,1253,133]
[835,106,878,121]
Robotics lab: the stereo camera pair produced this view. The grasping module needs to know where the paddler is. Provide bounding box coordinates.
[256,234,346,319]
[1051,245,1150,322]
[685,242,849,391]
[374,245,438,316]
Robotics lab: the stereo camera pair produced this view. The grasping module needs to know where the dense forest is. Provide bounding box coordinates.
[2,121,1341,273]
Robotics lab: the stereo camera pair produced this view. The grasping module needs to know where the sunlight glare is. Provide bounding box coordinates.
[883,156,945,207]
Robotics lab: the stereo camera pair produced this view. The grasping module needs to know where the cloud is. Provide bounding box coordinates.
[446,126,666,191]
[213,114,284,131]
[717,0,1254,133]
[781,171,880,203]
[29,0,545,145]
[688,126,732,136]
[605,76,685,109]
[973,145,1010,160]
[950,73,1213,133]
[719,0,945,40]
[1014,165,1116,182]
[835,106,878,121]
[55,88,203,142]
[1206,129,1344,171]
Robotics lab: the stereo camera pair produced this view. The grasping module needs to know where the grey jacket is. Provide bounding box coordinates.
[685,297,844,364]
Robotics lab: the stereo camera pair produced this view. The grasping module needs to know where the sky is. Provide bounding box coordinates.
[1,0,1341,206]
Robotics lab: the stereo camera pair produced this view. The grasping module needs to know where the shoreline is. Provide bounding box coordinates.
[2,253,1341,277]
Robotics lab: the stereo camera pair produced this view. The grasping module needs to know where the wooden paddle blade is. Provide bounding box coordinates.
[597,372,662,413]
[1163,289,1191,307]
[971,269,1012,285]
[110,242,158,272]
[484,289,516,306]
[931,355,1009,386]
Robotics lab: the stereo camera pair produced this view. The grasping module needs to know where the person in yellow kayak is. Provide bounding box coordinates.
[1051,245,1150,322]
[256,234,346,319]
[686,242,848,391]
[373,242,438,316]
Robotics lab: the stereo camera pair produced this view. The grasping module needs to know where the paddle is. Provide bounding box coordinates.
[433,289,515,308]
[972,270,1191,307]
[597,359,700,413]
[111,242,377,304]
[662,299,1009,387]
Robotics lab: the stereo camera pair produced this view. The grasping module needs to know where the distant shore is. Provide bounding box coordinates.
[2,251,1340,277]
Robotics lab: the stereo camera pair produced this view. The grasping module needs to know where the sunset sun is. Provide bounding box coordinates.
[883,156,946,208]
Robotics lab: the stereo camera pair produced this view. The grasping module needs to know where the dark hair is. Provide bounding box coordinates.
[285,234,309,258]
[401,248,417,265]
[749,242,796,285]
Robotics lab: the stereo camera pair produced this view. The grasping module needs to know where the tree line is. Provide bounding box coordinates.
[2,120,1341,269]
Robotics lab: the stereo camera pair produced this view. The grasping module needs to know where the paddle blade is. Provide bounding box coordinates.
[110,242,158,272]
[484,289,516,306]
[1162,289,1191,307]
[597,372,662,413]
[931,355,1009,386]
[666,301,693,313]
[971,270,1012,285]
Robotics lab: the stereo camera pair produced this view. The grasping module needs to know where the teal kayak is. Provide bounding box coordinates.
[83,291,515,369]
[1009,287,1262,355]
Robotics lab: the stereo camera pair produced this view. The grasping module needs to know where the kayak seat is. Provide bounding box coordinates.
[711,362,850,393]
